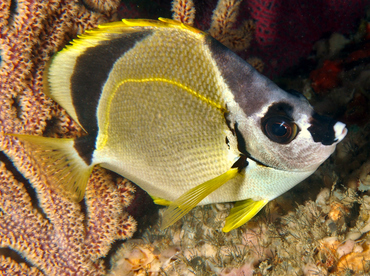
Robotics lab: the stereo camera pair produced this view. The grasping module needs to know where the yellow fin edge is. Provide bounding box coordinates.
[222,198,269,232]
[161,168,239,230]
[89,18,204,36]
[151,196,172,206]
[8,134,94,201]
[57,18,204,56]
[121,18,203,34]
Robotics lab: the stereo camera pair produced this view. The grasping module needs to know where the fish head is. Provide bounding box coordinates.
[227,77,347,173]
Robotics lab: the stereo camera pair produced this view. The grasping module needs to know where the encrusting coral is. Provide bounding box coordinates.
[171,0,196,26]
[0,0,137,274]
[172,0,254,52]
[0,160,136,275]
[108,187,370,275]
[208,0,255,52]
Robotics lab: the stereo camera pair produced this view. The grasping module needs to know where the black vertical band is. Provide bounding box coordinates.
[70,30,152,163]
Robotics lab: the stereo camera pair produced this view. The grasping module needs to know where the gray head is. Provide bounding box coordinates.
[208,39,347,172]
[231,84,347,172]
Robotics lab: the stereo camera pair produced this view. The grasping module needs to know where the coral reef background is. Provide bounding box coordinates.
[1,0,370,275]
[0,1,138,275]
[146,0,368,77]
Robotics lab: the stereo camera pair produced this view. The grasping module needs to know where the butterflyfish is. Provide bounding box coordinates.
[12,18,347,232]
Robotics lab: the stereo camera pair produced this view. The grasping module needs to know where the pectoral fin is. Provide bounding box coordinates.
[161,168,239,229]
[223,198,268,232]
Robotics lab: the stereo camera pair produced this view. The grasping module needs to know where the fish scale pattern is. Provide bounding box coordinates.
[95,27,236,203]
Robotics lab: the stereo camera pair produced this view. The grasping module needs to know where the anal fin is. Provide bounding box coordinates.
[8,134,94,201]
[223,198,268,232]
[161,168,238,230]
[151,195,172,206]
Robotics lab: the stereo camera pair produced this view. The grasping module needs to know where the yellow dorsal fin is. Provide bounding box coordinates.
[117,18,204,35]
[83,18,204,37]
[222,198,269,232]
[161,168,238,229]
[9,134,94,201]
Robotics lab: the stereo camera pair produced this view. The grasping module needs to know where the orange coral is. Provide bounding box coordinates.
[336,240,370,272]
[171,0,263,72]
[0,255,44,276]
[316,237,341,270]
[0,155,136,274]
[82,0,121,14]
[0,0,137,274]
[209,0,255,52]
[172,0,196,26]
[0,0,109,137]
[328,202,349,221]
[109,242,158,275]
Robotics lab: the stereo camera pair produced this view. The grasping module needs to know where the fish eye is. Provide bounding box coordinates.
[262,116,298,144]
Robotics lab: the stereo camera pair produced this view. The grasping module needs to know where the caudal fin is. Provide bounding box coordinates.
[10,134,94,201]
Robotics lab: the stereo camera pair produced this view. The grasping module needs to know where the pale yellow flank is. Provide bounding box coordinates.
[96,77,226,151]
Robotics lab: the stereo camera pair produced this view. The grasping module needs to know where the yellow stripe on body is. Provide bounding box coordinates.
[96,77,226,150]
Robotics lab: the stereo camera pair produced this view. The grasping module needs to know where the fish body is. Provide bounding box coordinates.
[16,19,347,231]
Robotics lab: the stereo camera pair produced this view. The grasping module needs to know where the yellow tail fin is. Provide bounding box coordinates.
[9,134,94,201]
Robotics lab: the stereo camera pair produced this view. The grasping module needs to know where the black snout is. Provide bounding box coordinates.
[308,113,337,145]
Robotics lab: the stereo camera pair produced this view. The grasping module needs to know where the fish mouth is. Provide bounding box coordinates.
[308,113,347,146]
[333,121,347,143]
